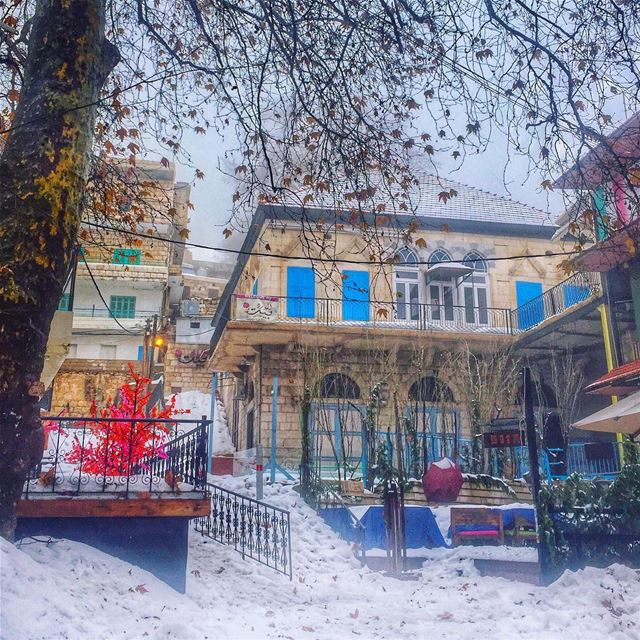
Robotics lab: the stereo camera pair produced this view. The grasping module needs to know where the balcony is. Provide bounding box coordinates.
[230,294,512,335]
[72,307,161,332]
[510,271,601,333]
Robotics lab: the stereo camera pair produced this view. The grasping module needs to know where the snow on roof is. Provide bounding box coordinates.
[407,174,555,228]
[276,173,556,229]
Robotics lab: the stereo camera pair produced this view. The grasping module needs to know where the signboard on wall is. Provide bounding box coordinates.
[235,294,279,321]
[483,430,523,448]
[483,417,524,448]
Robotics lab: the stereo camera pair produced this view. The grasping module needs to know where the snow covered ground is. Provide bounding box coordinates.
[2,475,640,640]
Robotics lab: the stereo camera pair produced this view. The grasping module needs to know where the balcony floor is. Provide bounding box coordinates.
[211,319,513,371]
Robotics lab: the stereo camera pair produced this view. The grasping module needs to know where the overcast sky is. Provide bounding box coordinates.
[174,117,568,263]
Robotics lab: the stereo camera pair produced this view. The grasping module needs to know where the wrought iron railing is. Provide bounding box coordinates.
[514,441,626,480]
[511,272,601,333]
[23,417,210,498]
[231,294,512,334]
[194,483,293,580]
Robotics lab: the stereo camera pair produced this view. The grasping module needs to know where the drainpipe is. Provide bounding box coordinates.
[208,372,218,474]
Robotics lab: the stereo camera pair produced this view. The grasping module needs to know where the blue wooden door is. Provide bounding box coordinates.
[342,270,370,321]
[287,266,315,318]
[515,281,544,329]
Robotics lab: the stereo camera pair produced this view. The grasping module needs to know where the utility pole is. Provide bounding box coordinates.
[523,366,551,584]
[145,315,158,416]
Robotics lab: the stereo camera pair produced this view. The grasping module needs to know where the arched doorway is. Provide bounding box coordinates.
[406,376,459,470]
[310,373,364,480]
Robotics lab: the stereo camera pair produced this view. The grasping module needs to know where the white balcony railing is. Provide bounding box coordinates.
[231,294,513,334]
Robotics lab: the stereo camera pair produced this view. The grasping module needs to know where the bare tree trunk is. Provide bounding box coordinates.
[0,0,119,539]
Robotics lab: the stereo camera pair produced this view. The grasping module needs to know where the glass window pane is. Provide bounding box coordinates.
[464,288,475,323]
[477,288,488,324]
[430,285,441,320]
[410,284,419,320]
[443,286,454,321]
[396,283,406,319]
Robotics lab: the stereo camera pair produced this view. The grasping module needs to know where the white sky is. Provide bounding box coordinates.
[175,118,567,262]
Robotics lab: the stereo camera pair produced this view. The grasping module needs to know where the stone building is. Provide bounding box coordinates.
[208,175,606,479]
[50,160,190,414]
[163,250,233,395]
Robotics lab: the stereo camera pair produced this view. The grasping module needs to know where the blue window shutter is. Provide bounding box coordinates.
[286,267,315,318]
[342,270,370,321]
[137,345,144,361]
[515,281,544,330]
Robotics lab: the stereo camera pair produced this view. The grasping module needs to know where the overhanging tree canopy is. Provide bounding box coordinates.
[0,0,639,537]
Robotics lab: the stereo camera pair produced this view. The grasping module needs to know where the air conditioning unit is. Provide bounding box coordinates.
[181,299,200,317]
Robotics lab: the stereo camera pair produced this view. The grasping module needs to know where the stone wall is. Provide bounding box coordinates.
[50,360,142,415]
[164,343,213,394]
[222,344,486,470]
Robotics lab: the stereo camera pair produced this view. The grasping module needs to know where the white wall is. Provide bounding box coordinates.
[70,335,144,361]
[176,317,214,345]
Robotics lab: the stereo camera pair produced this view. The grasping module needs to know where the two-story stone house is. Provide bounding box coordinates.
[209,175,606,480]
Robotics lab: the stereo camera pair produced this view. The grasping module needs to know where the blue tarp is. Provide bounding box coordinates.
[501,508,535,530]
[318,507,361,543]
[359,506,447,550]
[319,505,447,549]
[447,507,536,538]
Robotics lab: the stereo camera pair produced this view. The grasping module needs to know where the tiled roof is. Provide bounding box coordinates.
[402,174,556,228]
[279,173,557,230]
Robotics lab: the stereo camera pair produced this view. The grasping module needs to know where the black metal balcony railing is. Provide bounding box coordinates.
[23,417,210,498]
[194,483,293,580]
[510,272,601,333]
[231,294,512,334]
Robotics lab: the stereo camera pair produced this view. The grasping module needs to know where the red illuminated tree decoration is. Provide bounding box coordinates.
[65,364,180,476]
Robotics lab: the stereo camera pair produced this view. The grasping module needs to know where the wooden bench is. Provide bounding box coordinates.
[450,507,504,547]
[505,514,538,547]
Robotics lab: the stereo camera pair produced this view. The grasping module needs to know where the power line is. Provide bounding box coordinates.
[80,253,140,335]
[84,220,578,266]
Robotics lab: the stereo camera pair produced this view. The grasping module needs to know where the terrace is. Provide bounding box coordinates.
[227,271,602,337]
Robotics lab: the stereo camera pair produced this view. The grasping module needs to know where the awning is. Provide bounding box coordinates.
[572,389,640,435]
[425,261,474,281]
[584,359,640,397]
[572,219,640,272]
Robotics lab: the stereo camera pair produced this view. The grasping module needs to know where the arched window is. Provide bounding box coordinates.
[429,248,452,265]
[463,251,488,273]
[408,376,454,403]
[396,246,418,266]
[319,373,361,399]
[461,251,489,325]
[394,247,420,321]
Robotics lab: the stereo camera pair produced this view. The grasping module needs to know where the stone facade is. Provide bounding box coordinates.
[50,360,143,415]
[164,343,213,395]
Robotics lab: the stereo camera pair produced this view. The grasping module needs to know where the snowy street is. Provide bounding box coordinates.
[2,478,639,640]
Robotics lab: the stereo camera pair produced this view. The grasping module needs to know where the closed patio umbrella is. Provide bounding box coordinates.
[572,389,640,436]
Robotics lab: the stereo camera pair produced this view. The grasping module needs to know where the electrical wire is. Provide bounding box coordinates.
[84,220,578,266]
